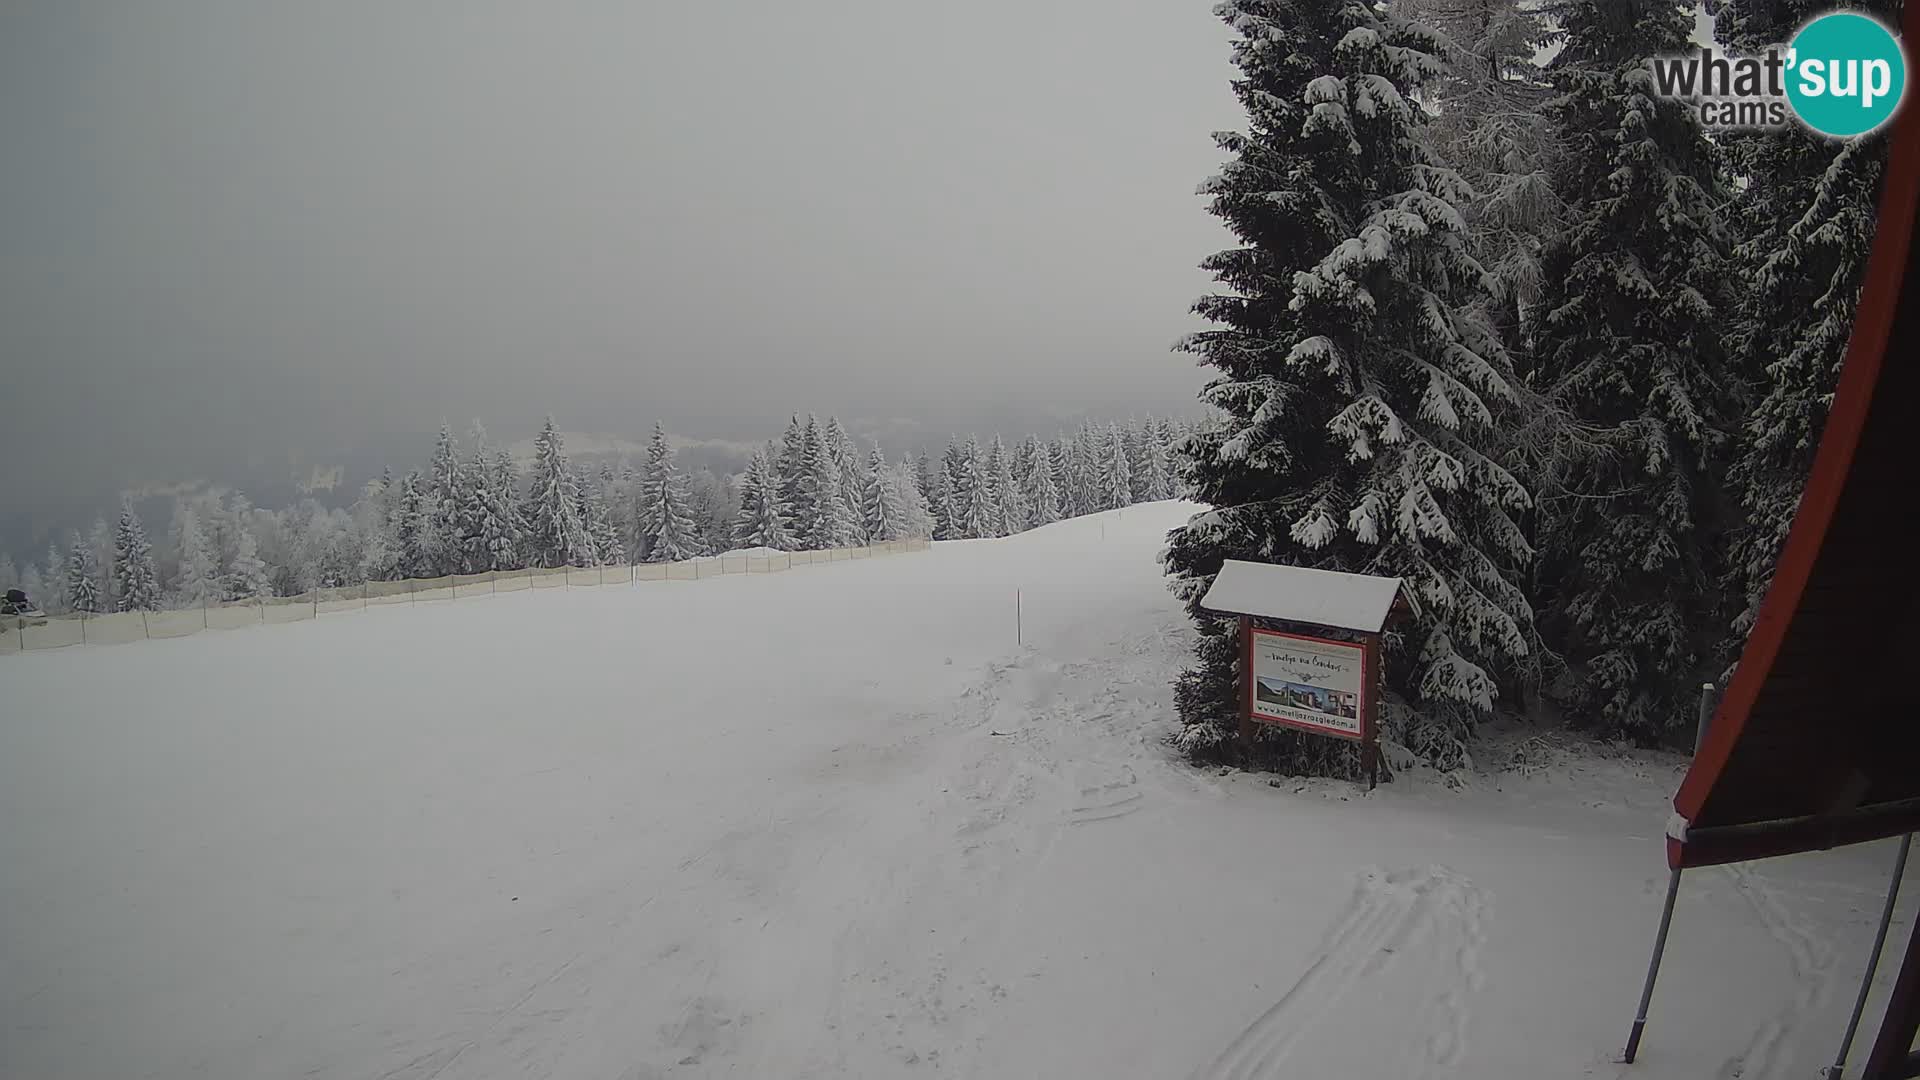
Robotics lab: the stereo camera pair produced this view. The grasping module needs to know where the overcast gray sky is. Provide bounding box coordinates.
[0,0,1239,523]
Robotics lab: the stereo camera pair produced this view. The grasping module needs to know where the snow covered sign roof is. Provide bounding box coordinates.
[1198,560,1404,633]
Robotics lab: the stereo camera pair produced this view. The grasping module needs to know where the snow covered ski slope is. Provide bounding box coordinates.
[3,501,1913,1079]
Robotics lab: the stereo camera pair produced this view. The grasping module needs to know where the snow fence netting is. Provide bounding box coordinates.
[19,616,86,651]
[4,537,932,659]
[262,595,316,625]
[317,586,363,615]
[365,579,414,606]
[82,611,152,645]
[208,602,263,631]
[147,609,208,638]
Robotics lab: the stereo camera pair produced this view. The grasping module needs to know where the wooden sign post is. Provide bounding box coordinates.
[1200,560,1407,790]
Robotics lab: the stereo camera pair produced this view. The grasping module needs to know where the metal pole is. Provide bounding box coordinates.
[1825,833,1914,1080]
[1624,867,1685,1063]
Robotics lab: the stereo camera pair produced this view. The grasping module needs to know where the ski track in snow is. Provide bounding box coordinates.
[632,620,1195,1076]
[1191,865,1488,1080]
[1716,862,1835,1080]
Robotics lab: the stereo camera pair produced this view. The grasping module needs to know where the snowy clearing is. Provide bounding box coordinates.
[3,501,1911,1079]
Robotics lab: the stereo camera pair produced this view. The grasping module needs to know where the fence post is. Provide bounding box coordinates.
[80,612,87,646]
[363,580,369,610]
[140,610,150,639]
[258,595,265,624]
[202,597,209,629]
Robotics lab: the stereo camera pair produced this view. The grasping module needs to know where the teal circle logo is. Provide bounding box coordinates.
[1786,12,1907,137]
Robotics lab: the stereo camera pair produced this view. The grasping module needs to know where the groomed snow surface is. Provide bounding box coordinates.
[3,501,1912,1079]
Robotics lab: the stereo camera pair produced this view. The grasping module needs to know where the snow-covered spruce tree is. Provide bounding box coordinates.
[462,459,521,572]
[734,448,797,549]
[457,425,520,572]
[860,446,905,541]
[525,419,590,568]
[590,465,628,564]
[985,435,1021,537]
[637,423,701,562]
[1528,0,1740,744]
[806,419,858,547]
[686,469,737,555]
[1124,419,1152,502]
[1133,417,1174,502]
[825,418,867,544]
[1046,438,1074,515]
[392,472,434,578]
[432,420,472,572]
[1071,425,1102,515]
[1012,436,1037,495]
[1391,0,1558,360]
[893,460,936,538]
[425,424,468,574]
[289,502,360,590]
[1164,1,1537,775]
[112,498,162,612]
[783,417,822,548]
[490,449,528,567]
[171,507,221,608]
[354,473,401,582]
[1102,423,1134,511]
[1024,436,1064,527]
[1161,418,1196,498]
[1716,0,1895,656]
[914,452,939,510]
[938,439,972,538]
[226,526,271,600]
[67,532,101,614]
[774,416,813,547]
[925,453,958,540]
[1055,433,1080,516]
[955,438,994,540]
